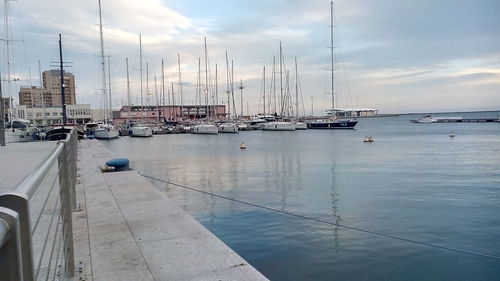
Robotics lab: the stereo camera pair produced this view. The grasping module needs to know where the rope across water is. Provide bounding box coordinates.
[140,172,500,262]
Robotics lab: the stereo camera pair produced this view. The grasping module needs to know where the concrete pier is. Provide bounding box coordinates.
[75,140,268,280]
[1,139,268,280]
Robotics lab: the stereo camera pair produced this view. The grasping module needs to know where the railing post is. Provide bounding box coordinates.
[0,193,35,281]
[68,131,77,211]
[0,207,23,281]
[58,139,75,277]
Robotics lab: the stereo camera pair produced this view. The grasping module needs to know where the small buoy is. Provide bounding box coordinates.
[449,132,456,138]
[240,142,247,149]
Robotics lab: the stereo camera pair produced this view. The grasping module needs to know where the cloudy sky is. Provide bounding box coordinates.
[2,0,500,114]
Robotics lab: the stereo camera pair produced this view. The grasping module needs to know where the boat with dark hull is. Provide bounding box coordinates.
[307,119,358,129]
[308,1,358,130]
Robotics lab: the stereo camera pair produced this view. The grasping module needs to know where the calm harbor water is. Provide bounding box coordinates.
[103,112,500,281]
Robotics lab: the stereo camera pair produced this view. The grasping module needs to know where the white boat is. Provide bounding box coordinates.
[4,119,36,143]
[130,126,153,137]
[262,121,296,131]
[411,115,438,123]
[237,123,250,131]
[294,122,307,130]
[94,123,119,140]
[191,124,218,134]
[218,123,238,133]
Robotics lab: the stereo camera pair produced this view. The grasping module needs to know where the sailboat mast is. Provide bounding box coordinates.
[215,64,218,120]
[239,79,243,117]
[295,57,299,120]
[177,54,183,120]
[161,59,166,107]
[38,60,47,125]
[107,56,112,116]
[330,1,335,118]
[204,37,209,120]
[225,51,230,121]
[139,34,144,120]
[272,56,276,114]
[98,0,107,124]
[58,34,67,125]
[263,66,266,116]
[154,74,159,122]
[126,57,131,122]
[146,62,149,108]
[4,0,13,125]
[231,60,236,119]
[279,41,283,117]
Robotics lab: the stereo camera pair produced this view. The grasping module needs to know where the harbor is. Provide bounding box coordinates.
[1,0,500,280]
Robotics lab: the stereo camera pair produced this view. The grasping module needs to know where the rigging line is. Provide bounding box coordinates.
[140,173,500,262]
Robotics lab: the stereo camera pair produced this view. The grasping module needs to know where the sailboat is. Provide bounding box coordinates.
[94,0,119,140]
[217,51,238,133]
[192,37,218,134]
[129,34,153,137]
[262,42,295,131]
[307,1,358,130]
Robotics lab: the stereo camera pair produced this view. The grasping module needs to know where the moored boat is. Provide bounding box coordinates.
[262,121,296,131]
[218,122,238,133]
[411,115,438,123]
[94,123,119,140]
[191,124,218,134]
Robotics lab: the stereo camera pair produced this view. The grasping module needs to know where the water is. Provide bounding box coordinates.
[102,112,500,281]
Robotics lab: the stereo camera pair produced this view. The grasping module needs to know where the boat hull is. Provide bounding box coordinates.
[262,122,296,131]
[307,120,358,129]
[130,126,153,137]
[191,124,218,134]
[94,128,119,139]
[218,123,238,133]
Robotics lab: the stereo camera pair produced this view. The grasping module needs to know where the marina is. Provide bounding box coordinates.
[0,0,499,280]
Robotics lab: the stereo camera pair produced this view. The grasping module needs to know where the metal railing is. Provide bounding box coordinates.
[0,129,78,281]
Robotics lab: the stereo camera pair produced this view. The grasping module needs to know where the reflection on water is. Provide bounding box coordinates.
[103,112,500,281]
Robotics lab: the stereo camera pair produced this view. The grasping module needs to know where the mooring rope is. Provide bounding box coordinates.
[140,172,500,261]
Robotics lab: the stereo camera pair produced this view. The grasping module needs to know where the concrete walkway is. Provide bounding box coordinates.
[75,140,268,281]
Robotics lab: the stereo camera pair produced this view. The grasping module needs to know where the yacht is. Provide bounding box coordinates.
[262,121,296,131]
[307,118,358,129]
[411,115,438,123]
[191,124,218,134]
[294,122,307,130]
[130,126,153,137]
[218,122,238,133]
[94,123,119,139]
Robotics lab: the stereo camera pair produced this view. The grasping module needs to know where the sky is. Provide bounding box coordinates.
[2,0,500,114]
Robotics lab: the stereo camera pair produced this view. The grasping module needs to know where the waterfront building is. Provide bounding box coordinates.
[326,108,379,117]
[15,104,92,125]
[112,105,226,124]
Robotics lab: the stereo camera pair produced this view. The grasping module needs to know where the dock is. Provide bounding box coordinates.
[433,118,499,123]
[0,136,269,281]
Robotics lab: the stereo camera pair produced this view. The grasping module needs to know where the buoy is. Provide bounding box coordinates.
[363,136,374,143]
[449,132,456,138]
[240,142,247,149]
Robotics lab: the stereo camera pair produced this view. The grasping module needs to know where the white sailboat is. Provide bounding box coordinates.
[129,34,152,137]
[94,0,118,140]
[263,42,295,132]
[192,37,218,135]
